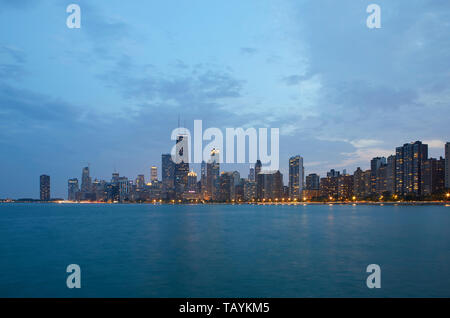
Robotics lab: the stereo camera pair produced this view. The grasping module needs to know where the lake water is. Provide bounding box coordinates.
[0,203,449,297]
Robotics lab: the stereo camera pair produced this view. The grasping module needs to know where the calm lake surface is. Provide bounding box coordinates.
[0,203,449,297]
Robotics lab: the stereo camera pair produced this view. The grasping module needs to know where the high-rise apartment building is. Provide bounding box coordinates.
[421,157,445,196]
[338,174,354,200]
[243,180,257,201]
[395,141,428,195]
[371,157,386,194]
[306,173,320,191]
[446,142,450,189]
[353,167,364,198]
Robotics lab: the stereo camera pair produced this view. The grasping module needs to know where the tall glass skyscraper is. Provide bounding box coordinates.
[289,156,304,200]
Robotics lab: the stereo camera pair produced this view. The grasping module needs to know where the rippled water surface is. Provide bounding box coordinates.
[1,203,449,297]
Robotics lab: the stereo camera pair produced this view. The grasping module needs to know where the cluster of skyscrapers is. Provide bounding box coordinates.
[35,140,450,202]
[314,141,449,201]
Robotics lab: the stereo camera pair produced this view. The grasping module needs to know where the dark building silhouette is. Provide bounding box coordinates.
[306,173,320,191]
[40,174,50,201]
[68,178,79,201]
[370,157,386,194]
[338,174,353,200]
[255,160,262,177]
[174,134,189,199]
[219,172,234,202]
[162,154,175,199]
[320,176,338,199]
[248,166,255,182]
[256,170,283,200]
[421,157,445,196]
[446,142,450,189]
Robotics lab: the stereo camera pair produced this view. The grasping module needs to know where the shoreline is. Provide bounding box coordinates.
[1,201,449,206]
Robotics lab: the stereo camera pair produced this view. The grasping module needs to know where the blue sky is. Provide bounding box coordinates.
[1,0,449,198]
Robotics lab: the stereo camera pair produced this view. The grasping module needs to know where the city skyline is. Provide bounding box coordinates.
[4,139,448,201]
[1,1,450,198]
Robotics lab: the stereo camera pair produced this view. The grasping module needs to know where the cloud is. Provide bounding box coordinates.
[423,139,446,149]
[338,148,394,169]
[0,46,26,64]
[282,75,306,86]
[98,56,244,107]
[240,47,258,55]
[350,139,383,148]
[0,46,27,81]
[60,1,132,62]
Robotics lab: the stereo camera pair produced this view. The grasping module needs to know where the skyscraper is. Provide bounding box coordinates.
[446,142,450,189]
[306,173,320,190]
[201,160,207,198]
[338,174,354,200]
[256,170,283,200]
[40,174,50,201]
[174,134,190,198]
[243,180,257,201]
[421,157,445,196]
[162,154,175,198]
[136,174,145,189]
[151,166,158,182]
[206,148,220,201]
[385,155,396,195]
[375,164,388,195]
[371,157,386,194]
[320,176,338,199]
[353,167,364,199]
[81,166,91,193]
[248,166,255,182]
[395,141,428,195]
[80,166,94,200]
[68,178,79,201]
[187,170,198,192]
[255,160,262,177]
[219,171,234,202]
[289,156,303,200]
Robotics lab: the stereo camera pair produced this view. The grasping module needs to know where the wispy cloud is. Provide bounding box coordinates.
[240,47,258,55]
